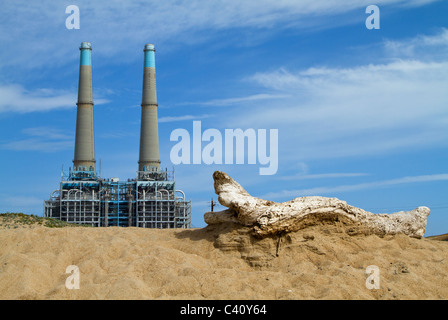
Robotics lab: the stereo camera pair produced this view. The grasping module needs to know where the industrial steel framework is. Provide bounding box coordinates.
[44,169,191,228]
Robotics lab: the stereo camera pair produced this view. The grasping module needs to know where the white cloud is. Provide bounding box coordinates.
[159,114,211,123]
[275,161,368,180]
[195,93,289,107]
[1,139,72,152]
[384,28,448,60]
[263,173,448,200]
[277,172,368,181]
[0,84,75,113]
[0,84,109,114]
[233,58,448,160]
[0,0,441,70]
[1,126,73,152]
[21,127,72,140]
[204,29,448,162]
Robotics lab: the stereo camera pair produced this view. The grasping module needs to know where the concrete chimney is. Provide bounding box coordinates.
[138,44,160,173]
[73,42,95,172]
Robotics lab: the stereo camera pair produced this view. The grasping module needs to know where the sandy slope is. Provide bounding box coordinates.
[0,220,447,300]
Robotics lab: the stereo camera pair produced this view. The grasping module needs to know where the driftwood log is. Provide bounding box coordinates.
[204,171,430,238]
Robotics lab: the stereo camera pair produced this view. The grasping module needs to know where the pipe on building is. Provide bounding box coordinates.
[127,191,134,227]
[104,191,110,227]
[176,190,186,201]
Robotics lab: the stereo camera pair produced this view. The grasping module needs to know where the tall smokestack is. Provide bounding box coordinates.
[73,42,95,172]
[138,44,160,173]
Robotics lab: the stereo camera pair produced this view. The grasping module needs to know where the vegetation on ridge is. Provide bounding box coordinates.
[0,212,91,229]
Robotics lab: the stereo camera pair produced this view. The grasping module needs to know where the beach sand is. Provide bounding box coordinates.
[0,217,447,300]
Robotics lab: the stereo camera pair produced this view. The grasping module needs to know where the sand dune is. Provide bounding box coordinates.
[0,216,447,300]
[426,233,448,241]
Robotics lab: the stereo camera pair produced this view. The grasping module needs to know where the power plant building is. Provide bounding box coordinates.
[44,42,191,228]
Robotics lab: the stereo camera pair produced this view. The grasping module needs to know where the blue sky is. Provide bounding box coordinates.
[0,0,447,236]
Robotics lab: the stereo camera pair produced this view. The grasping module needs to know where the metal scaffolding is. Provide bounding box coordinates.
[44,168,192,229]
